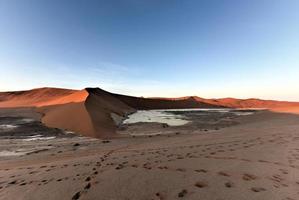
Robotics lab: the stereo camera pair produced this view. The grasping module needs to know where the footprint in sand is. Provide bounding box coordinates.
[73,143,80,147]
[178,189,188,198]
[258,160,270,163]
[240,158,251,162]
[9,180,17,185]
[194,181,208,188]
[115,164,125,170]
[84,183,91,190]
[242,173,257,181]
[279,169,289,175]
[195,169,208,173]
[158,166,168,170]
[72,191,81,200]
[155,192,165,200]
[131,164,139,168]
[224,181,234,188]
[251,187,266,192]
[176,168,186,172]
[218,171,230,177]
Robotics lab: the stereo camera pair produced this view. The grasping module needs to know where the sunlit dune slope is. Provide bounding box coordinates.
[0,87,78,107]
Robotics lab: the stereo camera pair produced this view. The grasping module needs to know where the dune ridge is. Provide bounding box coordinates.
[1,87,299,138]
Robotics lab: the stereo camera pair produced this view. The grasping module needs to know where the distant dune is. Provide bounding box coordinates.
[0,87,299,138]
[152,96,299,109]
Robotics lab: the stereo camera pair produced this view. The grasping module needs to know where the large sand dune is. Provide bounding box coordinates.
[1,87,299,138]
[37,88,135,138]
[0,88,135,138]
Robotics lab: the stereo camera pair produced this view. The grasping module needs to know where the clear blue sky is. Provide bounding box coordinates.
[0,0,298,100]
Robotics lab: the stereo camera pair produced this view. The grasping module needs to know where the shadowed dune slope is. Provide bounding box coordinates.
[110,94,224,109]
[83,88,135,137]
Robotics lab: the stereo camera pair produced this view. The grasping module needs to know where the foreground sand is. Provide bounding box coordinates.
[1,111,299,200]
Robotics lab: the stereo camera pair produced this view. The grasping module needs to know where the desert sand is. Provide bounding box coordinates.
[1,111,299,200]
[1,88,299,200]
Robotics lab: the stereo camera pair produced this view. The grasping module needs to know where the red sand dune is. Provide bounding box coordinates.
[37,88,134,138]
[1,87,299,138]
[0,87,135,138]
[0,87,77,107]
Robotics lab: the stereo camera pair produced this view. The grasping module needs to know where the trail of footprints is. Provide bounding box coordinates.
[0,162,96,190]
[1,132,299,199]
[109,133,299,199]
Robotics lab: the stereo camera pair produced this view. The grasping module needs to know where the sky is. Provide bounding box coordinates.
[0,0,299,101]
